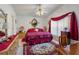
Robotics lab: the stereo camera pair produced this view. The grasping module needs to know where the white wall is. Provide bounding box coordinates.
[0,4,17,36]
[17,16,48,32]
[48,4,79,38]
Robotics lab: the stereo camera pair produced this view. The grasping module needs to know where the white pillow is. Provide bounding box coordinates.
[0,36,6,42]
[35,28,38,32]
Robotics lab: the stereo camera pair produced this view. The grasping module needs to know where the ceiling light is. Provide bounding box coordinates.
[36,4,47,16]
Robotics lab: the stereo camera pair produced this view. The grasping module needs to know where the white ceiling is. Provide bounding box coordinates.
[11,4,62,18]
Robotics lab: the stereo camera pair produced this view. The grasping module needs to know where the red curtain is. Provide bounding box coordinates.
[70,12,78,40]
[48,20,51,32]
[49,12,78,40]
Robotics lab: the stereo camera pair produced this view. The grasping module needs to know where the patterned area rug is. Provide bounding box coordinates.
[24,42,58,55]
[30,43,55,55]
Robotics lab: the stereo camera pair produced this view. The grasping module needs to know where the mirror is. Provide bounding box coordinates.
[0,9,7,42]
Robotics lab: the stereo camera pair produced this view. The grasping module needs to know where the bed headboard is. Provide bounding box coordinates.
[27,28,44,33]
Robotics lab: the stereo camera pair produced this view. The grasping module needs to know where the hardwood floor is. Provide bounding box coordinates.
[70,43,79,55]
[56,43,79,55]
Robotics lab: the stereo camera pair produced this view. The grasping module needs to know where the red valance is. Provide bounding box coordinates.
[49,12,78,40]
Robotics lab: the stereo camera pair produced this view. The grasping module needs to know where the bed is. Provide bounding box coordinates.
[0,9,19,55]
[23,28,53,45]
[23,28,56,55]
[0,31,5,43]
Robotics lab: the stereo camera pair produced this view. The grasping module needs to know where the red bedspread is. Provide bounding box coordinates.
[24,32,53,45]
[0,34,17,52]
[0,36,4,38]
[0,31,5,38]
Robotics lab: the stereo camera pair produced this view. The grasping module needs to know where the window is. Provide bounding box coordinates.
[51,16,70,36]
